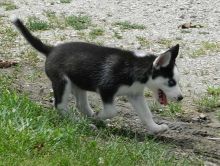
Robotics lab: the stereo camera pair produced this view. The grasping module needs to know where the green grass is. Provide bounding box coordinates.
[89,28,104,39]
[0,75,199,165]
[45,12,92,30]
[151,102,183,119]
[196,87,220,112]
[26,16,49,31]
[0,1,17,11]
[60,0,72,3]
[65,15,92,30]
[114,21,146,30]
[196,96,219,112]
[192,41,220,58]
[144,90,152,97]
[207,86,220,96]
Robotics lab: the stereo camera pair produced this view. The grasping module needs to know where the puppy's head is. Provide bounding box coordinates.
[148,44,183,105]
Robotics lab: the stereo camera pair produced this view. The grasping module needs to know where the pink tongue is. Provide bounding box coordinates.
[159,89,168,105]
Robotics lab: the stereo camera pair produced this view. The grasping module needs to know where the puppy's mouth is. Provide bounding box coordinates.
[158,89,168,105]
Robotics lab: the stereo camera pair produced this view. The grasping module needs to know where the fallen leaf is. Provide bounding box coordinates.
[0,60,18,68]
[178,22,204,29]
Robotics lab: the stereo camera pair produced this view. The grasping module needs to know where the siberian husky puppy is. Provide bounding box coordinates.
[13,18,183,134]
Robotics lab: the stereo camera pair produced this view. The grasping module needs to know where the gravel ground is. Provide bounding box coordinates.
[1,0,220,164]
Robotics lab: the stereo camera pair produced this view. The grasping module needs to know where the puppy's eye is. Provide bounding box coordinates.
[168,79,176,87]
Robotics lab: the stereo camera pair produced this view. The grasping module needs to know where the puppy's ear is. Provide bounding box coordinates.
[153,52,171,69]
[153,44,179,69]
[169,44,179,60]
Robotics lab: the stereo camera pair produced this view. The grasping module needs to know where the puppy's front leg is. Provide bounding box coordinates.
[128,95,168,134]
[95,103,117,120]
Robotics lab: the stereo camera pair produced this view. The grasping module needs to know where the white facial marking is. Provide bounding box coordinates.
[147,66,182,102]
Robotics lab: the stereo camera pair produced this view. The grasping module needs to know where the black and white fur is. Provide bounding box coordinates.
[13,18,183,134]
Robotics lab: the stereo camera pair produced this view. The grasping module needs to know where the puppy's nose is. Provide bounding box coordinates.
[177,95,183,101]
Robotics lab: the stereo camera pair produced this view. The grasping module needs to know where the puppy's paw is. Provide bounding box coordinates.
[147,124,169,134]
[159,124,169,132]
[92,111,100,119]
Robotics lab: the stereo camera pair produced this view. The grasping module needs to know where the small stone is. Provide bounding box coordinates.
[179,15,185,19]
[192,116,199,121]
[199,113,207,120]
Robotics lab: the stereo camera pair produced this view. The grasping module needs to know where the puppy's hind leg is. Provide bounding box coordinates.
[95,90,117,120]
[71,84,94,117]
[52,76,72,116]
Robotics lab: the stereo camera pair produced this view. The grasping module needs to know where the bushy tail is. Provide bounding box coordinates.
[12,17,53,56]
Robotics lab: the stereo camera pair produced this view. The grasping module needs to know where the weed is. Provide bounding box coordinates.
[26,70,44,82]
[0,1,17,11]
[157,38,173,48]
[118,96,128,102]
[77,31,87,40]
[65,15,91,30]
[26,16,49,31]
[136,36,151,48]
[89,28,104,39]
[192,48,206,57]
[57,34,67,41]
[60,0,72,3]
[163,102,182,118]
[144,90,152,97]
[21,49,41,67]
[45,11,66,29]
[0,27,17,42]
[192,41,220,58]
[114,21,145,30]
[196,86,220,112]
[151,102,182,118]
[113,31,122,39]
[94,41,104,46]
[196,96,220,112]
[207,86,220,96]
[202,41,220,51]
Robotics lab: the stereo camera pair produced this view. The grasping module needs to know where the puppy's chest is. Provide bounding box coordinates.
[116,82,145,96]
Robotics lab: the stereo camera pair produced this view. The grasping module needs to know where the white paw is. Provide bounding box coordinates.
[148,124,169,134]
[160,124,169,131]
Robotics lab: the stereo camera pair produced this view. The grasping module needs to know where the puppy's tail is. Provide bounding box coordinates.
[11,17,53,56]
